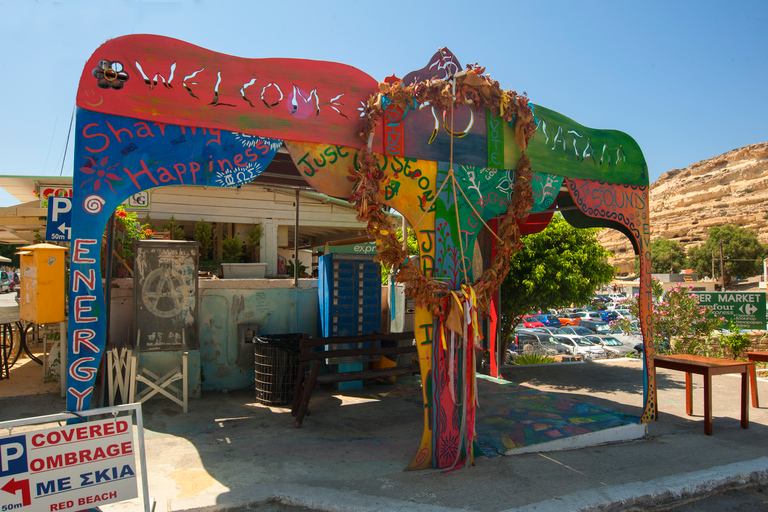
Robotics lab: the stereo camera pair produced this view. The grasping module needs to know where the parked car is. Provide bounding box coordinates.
[610,327,643,346]
[576,311,605,322]
[513,330,570,357]
[557,325,594,336]
[532,326,563,335]
[558,312,582,326]
[0,271,10,293]
[613,308,633,320]
[554,334,606,359]
[608,293,627,301]
[579,320,613,334]
[537,314,561,328]
[598,310,619,323]
[520,316,545,328]
[582,335,634,358]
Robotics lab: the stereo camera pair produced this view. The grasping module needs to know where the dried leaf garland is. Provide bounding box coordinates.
[349,65,537,319]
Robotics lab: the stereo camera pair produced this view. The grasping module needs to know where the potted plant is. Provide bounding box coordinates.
[285,259,308,278]
[194,219,214,260]
[114,206,153,277]
[246,223,263,263]
[221,231,267,278]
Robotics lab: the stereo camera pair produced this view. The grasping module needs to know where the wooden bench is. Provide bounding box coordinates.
[291,331,418,427]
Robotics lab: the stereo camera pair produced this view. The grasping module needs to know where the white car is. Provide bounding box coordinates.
[582,335,634,358]
[554,334,606,359]
[575,311,604,322]
[613,308,633,320]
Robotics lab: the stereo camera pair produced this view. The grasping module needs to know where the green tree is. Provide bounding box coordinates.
[162,215,186,240]
[651,239,688,273]
[245,223,263,262]
[634,239,689,275]
[222,234,243,263]
[615,281,724,356]
[499,214,615,346]
[194,219,213,260]
[687,224,766,283]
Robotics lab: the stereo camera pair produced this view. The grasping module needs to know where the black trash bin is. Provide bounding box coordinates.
[253,333,302,405]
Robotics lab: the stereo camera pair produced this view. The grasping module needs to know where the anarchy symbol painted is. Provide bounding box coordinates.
[141,267,187,318]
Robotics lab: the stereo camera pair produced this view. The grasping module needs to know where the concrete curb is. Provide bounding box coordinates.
[177,457,768,512]
[505,423,648,455]
[503,457,768,512]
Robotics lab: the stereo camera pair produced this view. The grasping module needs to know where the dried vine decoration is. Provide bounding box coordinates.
[349,65,537,319]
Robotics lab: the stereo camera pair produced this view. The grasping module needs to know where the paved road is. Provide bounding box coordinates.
[0,287,18,307]
[666,485,768,511]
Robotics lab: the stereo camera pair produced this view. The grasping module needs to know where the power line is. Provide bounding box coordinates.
[59,105,75,177]
[43,112,59,174]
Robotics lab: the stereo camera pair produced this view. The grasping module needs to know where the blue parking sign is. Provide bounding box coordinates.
[0,435,28,477]
[45,197,72,242]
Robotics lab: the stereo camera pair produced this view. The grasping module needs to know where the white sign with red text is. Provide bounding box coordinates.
[0,418,138,512]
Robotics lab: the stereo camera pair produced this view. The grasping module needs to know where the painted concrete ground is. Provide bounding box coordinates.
[381,372,638,458]
[473,374,638,456]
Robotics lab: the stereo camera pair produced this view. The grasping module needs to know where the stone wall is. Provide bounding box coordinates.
[597,142,768,275]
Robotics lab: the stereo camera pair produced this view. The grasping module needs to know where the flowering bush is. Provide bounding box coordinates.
[114,206,153,272]
[614,279,724,356]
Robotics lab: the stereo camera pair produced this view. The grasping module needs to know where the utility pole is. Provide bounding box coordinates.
[719,239,726,291]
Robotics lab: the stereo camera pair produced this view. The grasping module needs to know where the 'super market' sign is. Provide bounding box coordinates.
[0,418,138,512]
[691,291,767,330]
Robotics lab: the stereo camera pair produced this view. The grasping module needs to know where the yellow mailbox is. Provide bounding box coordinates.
[18,243,68,324]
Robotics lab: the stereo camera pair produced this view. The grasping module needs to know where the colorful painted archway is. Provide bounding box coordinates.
[69,35,655,470]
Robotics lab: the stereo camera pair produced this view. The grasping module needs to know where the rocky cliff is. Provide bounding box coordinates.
[596,142,768,275]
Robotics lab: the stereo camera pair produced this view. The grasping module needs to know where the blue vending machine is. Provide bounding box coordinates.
[318,253,381,389]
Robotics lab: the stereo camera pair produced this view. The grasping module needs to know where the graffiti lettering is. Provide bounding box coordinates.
[72,268,96,292]
[82,123,222,155]
[134,58,349,119]
[384,180,401,201]
[420,229,435,253]
[72,239,98,264]
[574,181,646,213]
[74,296,98,323]
[73,329,98,354]
[402,159,421,179]
[68,387,93,411]
[385,130,403,156]
[69,358,98,382]
[384,107,405,156]
[124,158,204,190]
[421,255,435,277]
[83,123,110,153]
[297,145,350,177]
[419,323,433,345]
[487,114,504,168]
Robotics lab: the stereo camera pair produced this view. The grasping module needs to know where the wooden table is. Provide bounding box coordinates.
[745,351,768,407]
[654,354,750,435]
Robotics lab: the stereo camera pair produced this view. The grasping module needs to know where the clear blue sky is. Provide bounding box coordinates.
[1,0,766,207]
